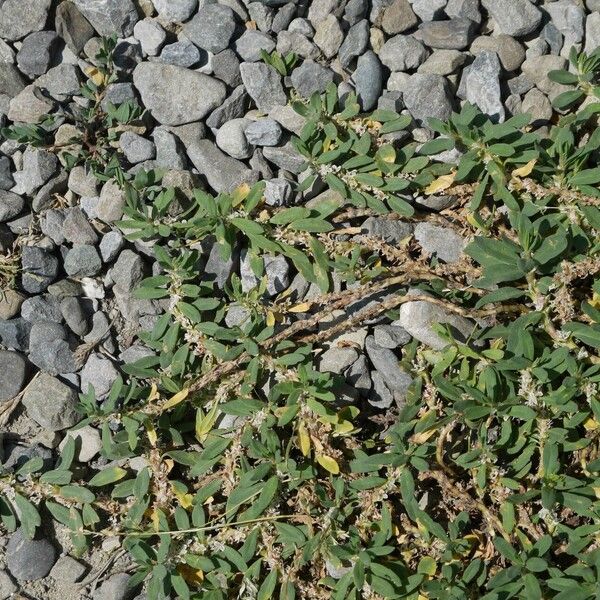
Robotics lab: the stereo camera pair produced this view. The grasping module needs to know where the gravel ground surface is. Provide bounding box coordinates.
[0,0,598,597]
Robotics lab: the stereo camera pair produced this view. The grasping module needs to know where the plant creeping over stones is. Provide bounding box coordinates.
[1,34,600,598]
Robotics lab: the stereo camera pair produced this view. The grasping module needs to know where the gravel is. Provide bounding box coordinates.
[6,529,57,582]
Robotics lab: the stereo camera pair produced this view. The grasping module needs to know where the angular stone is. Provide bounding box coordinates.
[185,139,259,193]
[319,347,358,374]
[354,50,383,111]
[245,119,282,146]
[0,351,27,402]
[361,217,413,243]
[0,318,32,352]
[206,85,250,129]
[414,222,466,263]
[412,0,447,21]
[470,34,525,72]
[8,85,54,123]
[263,142,306,173]
[153,0,198,22]
[133,18,167,56]
[339,19,369,68]
[216,118,253,160]
[546,1,585,49]
[159,39,202,68]
[21,294,62,323]
[418,49,466,75]
[264,178,293,206]
[585,12,600,54]
[73,0,138,37]
[212,48,242,87]
[0,191,24,223]
[379,34,429,71]
[133,62,227,126]
[416,18,476,50]
[240,250,289,297]
[16,31,60,78]
[403,73,454,125]
[21,246,58,293]
[183,4,237,53]
[235,30,276,62]
[120,131,156,163]
[112,249,144,292]
[62,207,98,245]
[446,0,481,22]
[6,529,56,582]
[290,60,335,98]
[398,295,474,349]
[365,335,412,396]
[99,230,124,263]
[96,180,125,223]
[374,324,411,348]
[80,353,119,399]
[22,372,79,431]
[60,296,88,336]
[0,0,52,41]
[466,51,505,123]
[239,62,286,111]
[55,1,95,54]
[0,290,24,321]
[11,148,58,196]
[64,245,102,277]
[481,0,542,38]
[314,15,344,58]
[49,555,87,584]
[380,0,418,34]
[521,55,569,98]
[276,30,320,60]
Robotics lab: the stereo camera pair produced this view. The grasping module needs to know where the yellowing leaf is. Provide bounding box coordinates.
[511,159,536,178]
[85,66,105,86]
[196,404,219,443]
[298,423,311,456]
[178,563,204,584]
[333,419,354,435]
[266,311,276,327]
[584,417,599,431]
[171,484,194,508]
[316,454,339,474]
[288,302,312,313]
[150,508,160,532]
[378,144,396,163]
[412,429,436,444]
[162,388,189,411]
[146,422,157,447]
[148,383,159,402]
[424,173,455,195]
[232,183,251,206]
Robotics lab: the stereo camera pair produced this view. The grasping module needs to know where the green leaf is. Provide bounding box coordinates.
[88,467,128,487]
[563,322,600,349]
[289,218,333,233]
[13,494,40,539]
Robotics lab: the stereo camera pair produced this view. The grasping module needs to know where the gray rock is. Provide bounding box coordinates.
[55,1,95,54]
[339,19,370,68]
[101,82,136,110]
[0,190,23,222]
[64,245,102,277]
[240,61,286,111]
[23,373,79,431]
[63,207,98,245]
[374,324,411,348]
[185,139,259,193]
[6,529,56,582]
[28,321,77,375]
[263,142,306,173]
[11,148,58,196]
[354,51,383,111]
[541,22,564,56]
[21,246,58,293]
[96,180,125,223]
[470,35,525,72]
[0,570,17,598]
[414,222,466,263]
[416,18,476,50]
[224,303,251,328]
[379,34,429,71]
[264,178,293,206]
[21,295,62,323]
[361,217,413,243]
[0,290,24,321]
[319,347,359,374]
[60,296,88,336]
[248,2,274,31]
[8,84,55,123]
[49,556,87,584]
[412,0,447,21]
[370,370,394,408]
[235,30,276,62]
[240,250,289,297]
[585,12,600,54]
[466,50,505,123]
[365,335,412,398]
[159,39,202,68]
[153,127,187,169]
[133,18,166,56]
[291,60,335,98]
[68,166,98,197]
[0,0,52,41]
[481,0,542,38]
[288,17,314,37]
[418,49,466,75]
[31,171,68,213]
[522,87,552,126]
[345,355,372,393]
[403,73,454,125]
[206,85,250,129]
[445,0,481,23]
[80,353,119,399]
[16,31,60,78]
[521,55,569,98]
[99,230,124,263]
[216,118,253,159]
[314,15,344,58]
[0,351,27,402]
[546,0,585,50]
[120,344,155,364]
[276,30,320,59]
[212,48,242,87]
[0,318,32,351]
[398,295,474,349]
[0,63,25,100]
[73,0,138,37]
[183,4,237,53]
[133,62,227,125]
[0,157,14,192]
[92,573,138,600]
[381,0,418,34]
[245,119,282,146]
[112,249,144,292]
[120,131,156,163]
[203,242,236,289]
[153,0,198,22]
